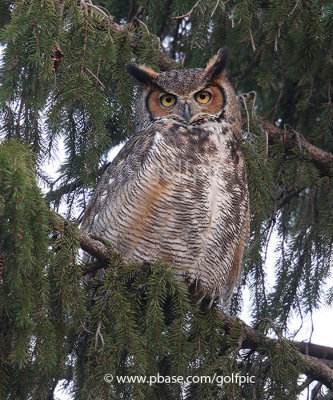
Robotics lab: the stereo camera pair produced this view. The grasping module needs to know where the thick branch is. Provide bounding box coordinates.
[53,213,109,265]
[261,119,333,177]
[301,355,333,390]
[221,312,333,362]
[54,205,333,388]
[74,221,333,370]
[295,342,333,362]
[77,228,109,265]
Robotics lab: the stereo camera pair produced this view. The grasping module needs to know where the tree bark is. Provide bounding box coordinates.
[261,119,333,177]
[219,313,333,390]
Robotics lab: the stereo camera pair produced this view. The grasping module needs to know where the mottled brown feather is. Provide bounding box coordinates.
[82,48,249,308]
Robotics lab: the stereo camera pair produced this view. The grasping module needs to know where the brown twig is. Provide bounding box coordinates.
[211,0,222,17]
[80,0,89,76]
[85,67,105,90]
[249,12,256,51]
[0,253,3,280]
[172,0,204,20]
[268,83,284,122]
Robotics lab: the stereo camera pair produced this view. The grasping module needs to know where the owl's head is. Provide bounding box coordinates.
[127,47,240,131]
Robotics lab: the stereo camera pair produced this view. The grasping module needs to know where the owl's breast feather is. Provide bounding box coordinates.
[84,120,248,305]
[152,120,233,165]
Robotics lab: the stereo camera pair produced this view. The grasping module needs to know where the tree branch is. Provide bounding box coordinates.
[75,4,332,176]
[261,119,333,177]
[295,342,333,361]
[77,227,110,265]
[66,216,333,389]
[219,313,333,390]
[222,312,333,362]
[81,3,178,71]
[301,355,333,391]
[53,213,109,266]
[172,0,205,20]
[234,49,263,90]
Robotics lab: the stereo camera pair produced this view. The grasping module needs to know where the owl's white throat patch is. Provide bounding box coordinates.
[153,131,162,144]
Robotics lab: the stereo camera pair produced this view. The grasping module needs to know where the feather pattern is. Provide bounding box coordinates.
[82,119,249,305]
[82,48,249,306]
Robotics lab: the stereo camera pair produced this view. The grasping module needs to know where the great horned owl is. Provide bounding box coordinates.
[81,47,249,306]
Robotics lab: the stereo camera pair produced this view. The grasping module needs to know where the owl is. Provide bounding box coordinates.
[81,47,249,307]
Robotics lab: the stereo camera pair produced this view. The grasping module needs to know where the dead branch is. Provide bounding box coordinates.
[172,0,204,19]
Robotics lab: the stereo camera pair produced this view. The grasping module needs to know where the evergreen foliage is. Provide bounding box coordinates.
[0,0,332,398]
[0,141,52,398]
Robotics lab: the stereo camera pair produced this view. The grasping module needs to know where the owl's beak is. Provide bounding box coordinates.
[183,103,191,123]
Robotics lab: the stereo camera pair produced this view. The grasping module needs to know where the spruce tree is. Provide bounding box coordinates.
[0,0,332,399]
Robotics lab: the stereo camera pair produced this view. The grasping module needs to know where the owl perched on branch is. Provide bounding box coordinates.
[81,47,249,307]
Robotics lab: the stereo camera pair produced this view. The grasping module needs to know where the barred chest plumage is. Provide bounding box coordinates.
[84,119,248,304]
[82,47,250,306]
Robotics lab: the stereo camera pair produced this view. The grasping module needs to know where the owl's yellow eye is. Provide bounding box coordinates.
[195,91,211,104]
[160,94,176,107]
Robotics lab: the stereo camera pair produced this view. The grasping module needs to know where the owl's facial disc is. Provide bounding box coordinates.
[127,47,229,125]
[146,85,224,124]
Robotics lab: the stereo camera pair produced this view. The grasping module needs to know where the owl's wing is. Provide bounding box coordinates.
[80,129,155,233]
[222,206,250,306]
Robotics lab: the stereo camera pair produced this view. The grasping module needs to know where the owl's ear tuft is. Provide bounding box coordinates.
[204,47,229,81]
[127,64,159,86]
